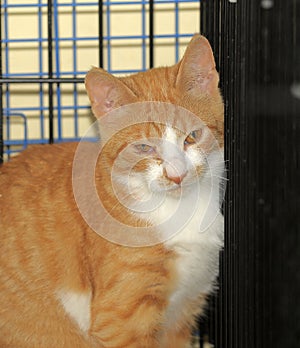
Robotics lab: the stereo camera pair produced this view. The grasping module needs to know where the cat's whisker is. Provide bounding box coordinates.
[207,159,227,164]
[210,175,228,181]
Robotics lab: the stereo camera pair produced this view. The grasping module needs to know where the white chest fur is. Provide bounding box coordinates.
[57,289,92,332]
[154,177,224,327]
[165,213,223,326]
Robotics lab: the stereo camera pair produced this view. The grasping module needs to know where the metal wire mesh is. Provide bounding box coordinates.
[0,0,200,160]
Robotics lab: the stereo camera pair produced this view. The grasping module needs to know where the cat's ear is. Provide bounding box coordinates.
[85,68,137,118]
[176,35,219,95]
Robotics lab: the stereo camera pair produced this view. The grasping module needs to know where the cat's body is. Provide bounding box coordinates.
[0,35,224,347]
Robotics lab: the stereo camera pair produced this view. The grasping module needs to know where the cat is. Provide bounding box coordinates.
[0,34,224,348]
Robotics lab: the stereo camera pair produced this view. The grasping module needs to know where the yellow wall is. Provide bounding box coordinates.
[2,0,200,155]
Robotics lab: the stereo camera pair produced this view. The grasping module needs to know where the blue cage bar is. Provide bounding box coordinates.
[0,0,200,161]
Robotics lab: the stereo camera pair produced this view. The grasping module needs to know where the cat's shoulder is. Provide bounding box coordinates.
[1,143,76,172]
[8,142,77,163]
[0,143,79,189]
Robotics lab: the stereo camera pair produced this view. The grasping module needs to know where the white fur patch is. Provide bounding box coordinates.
[164,126,178,145]
[57,289,92,332]
[185,145,205,168]
[165,213,223,327]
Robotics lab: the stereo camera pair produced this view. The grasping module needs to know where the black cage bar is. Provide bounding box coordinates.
[201,1,300,347]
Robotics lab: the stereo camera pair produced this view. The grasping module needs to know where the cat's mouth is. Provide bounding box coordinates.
[150,179,194,197]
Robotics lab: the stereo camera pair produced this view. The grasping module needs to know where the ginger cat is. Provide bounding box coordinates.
[0,35,224,348]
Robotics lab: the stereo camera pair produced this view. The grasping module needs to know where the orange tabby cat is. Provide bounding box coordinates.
[0,35,224,347]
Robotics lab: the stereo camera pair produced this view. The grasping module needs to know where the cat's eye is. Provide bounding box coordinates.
[184,129,202,145]
[134,144,155,154]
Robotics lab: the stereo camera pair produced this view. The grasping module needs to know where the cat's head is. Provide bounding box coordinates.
[80,35,224,243]
[85,35,223,147]
[93,102,221,201]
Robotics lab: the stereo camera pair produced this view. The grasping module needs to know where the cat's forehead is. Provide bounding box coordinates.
[98,101,204,142]
[139,122,184,138]
[140,121,165,138]
[164,125,180,141]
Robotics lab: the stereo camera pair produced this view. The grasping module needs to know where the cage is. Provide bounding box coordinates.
[1,1,299,348]
[0,0,201,161]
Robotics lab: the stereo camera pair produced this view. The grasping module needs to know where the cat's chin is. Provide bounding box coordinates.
[165,187,183,199]
[151,183,193,198]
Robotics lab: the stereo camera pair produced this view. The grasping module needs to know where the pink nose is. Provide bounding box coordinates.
[167,173,187,185]
[164,159,187,185]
